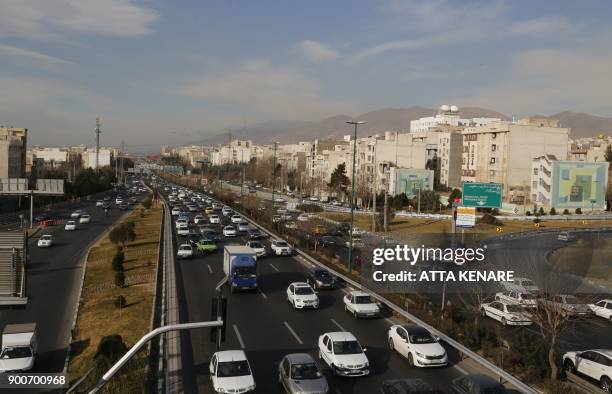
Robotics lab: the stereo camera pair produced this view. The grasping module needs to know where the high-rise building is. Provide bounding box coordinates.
[0,127,27,178]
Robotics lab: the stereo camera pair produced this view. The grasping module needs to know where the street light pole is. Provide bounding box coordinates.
[272,141,279,209]
[346,121,366,274]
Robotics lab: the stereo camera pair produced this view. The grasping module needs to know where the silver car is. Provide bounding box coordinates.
[278,353,328,394]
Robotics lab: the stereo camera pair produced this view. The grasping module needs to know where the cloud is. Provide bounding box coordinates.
[0,0,159,40]
[0,44,76,68]
[297,40,339,62]
[174,60,353,121]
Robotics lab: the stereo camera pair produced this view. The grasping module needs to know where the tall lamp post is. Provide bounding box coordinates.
[346,121,366,274]
[196,159,209,189]
[271,141,279,210]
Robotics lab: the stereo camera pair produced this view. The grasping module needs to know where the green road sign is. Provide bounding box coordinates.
[462,182,502,208]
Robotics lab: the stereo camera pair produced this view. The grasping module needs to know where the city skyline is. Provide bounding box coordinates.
[2,0,612,147]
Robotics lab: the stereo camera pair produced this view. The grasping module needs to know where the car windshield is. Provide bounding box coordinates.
[275,241,288,247]
[42,235,52,240]
[249,242,262,248]
[355,295,373,304]
[295,286,314,295]
[235,266,256,278]
[179,246,191,251]
[217,360,251,377]
[1,346,32,359]
[506,304,524,313]
[409,331,436,344]
[290,362,322,380]
[333,340,362,355]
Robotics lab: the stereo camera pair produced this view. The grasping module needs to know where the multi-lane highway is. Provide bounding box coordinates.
[0,191,142,375]
[163,187,522,394]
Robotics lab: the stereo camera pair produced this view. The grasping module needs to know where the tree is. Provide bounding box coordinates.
[111,249,125,272]
[114,295,126,308]
[605,144,612,163]
[109,222,136,248]
[328,163,350,197]
[95,334,127,363]
[538,207,545,216]
[447,188,462,207]
[549,207,557,215]
[414,190,441,212]
[575,207,582,214]
[114,271,125,288]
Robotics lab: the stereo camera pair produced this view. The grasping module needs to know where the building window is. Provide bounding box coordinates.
[532,181,538,189]
[533,168,538,175]
[489,170,495,177]
[491,144,496,151]
[490,158,496,164]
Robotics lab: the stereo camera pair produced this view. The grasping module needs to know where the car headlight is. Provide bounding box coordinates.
[364,361,369,368]
[415,352,425,358]
[247,384,256,391]
[215,387,227,393]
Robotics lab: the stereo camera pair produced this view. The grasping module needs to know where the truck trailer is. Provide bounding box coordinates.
[223,245,258,293]
[0,323,37,372]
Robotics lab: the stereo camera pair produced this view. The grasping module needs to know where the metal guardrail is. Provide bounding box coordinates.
[566,373,600,393]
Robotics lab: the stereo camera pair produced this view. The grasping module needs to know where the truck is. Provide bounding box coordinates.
[223,246,258,293]
[0,323,37,372]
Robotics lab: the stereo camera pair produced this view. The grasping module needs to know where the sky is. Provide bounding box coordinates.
[1,0,612,149]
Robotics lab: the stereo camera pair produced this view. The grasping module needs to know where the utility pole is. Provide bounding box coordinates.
[271,142,278,208]
[240,150,245,197]
[417,184,421,214]
[372,150,377,232]
[346,121,366,274]
[95,117,101,174]
[120,140,125,185]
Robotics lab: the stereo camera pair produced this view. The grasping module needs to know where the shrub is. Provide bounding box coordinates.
[563,209,570,215]
[142,197,152,209]
[114,271,125,288]
[549,207,557,215]
[525,211,531,216]
[575,207,582,214]
[111,250,125,272]
[538,207,545,216]
[114,295,126,308]
[109,222,136,247]
[533,218,541,224]
[491,208,499,215]
[477,213,501,225]
[95,334,127,363]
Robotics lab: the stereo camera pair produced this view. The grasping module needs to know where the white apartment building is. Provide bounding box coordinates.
[83,149,112,169]
[530,154,556,207]
[462,118,570,204]
[210,139,252,165]
[410,105,500,133]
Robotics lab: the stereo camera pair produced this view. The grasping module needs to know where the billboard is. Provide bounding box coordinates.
[0,178,28,194]
[393,169,434,198]
[36,179,64,195]
[551,161,609,210]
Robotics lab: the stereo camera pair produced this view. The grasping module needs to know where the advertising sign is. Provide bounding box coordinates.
[394,169,434,198]
[551,161,608,210]
[456,206,476,227]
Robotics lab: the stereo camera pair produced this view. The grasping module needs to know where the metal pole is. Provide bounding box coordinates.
[443,204,457,312]
[241,150,245,197]
[417,185,421,215]
[348,124,357,274]
[272,142,277,209]
[372,166,377,232]
[29,191,33,229]
[89,321,223,394]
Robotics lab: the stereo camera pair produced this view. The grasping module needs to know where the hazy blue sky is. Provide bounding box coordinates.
[1,0,612,148]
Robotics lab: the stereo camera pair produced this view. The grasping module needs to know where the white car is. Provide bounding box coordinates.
[309,196,319,201]
[70,210,83,219]
[480,300,533,326]
[177,226,190,237]
[297,214,309,222]
[79,214,91,224]
[271,240,292,255]
[175,218,188,229]
[589,299,612,322]
[501,277,540,294]
[558,231,576,242]
[286,282,319,309]
[495,291,537,309]
[177,244,193,259]
[209,215,221,224]
[230,215,243,224]
[96,200,104,207]
[171,207,181,216]
[115,197,123,204]
[193,215,205,224]
[284,221,297,230]
[318,332,369,377]
[223,226,237,237]
[245,241,266,258]
[343,291,380,318]
[37,234,54,247]
[237,222,250,232]
[352,227,365,236]
[563,349,612,392]
[222,207,232,216]
[387,325,448,367]
[209,350,256,394]
[64,221,77,231]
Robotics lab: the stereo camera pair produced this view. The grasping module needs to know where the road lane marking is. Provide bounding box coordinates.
[283,321,303,344]
[330,318,346,332]
[269,263,280,272]
[233,324,245,349]
[207,264,212,273]
[259,290,268,299]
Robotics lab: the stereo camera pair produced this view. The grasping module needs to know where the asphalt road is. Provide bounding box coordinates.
[0,190,145,377]
[166,197,481,394]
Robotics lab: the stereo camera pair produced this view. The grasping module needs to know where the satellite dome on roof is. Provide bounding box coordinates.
[440,104,450,111]
[450,105,459,112]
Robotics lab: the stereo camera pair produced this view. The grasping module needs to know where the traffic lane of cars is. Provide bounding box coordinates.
[170,215,465,393]
[0,195,136,374]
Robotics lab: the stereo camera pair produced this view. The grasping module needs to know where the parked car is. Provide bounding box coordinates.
[37,234,54,248]
[343,291,380,318]
[286,282,319,309]
[501,277,539,294]
[177,244,193,259]
[542,294,591,317]
[271,240,292,255]
[480,300,533,326]
[387,325,447,368]
[64,221,77,231]
[450,374,508,394]
[495,291,537,309]
[209,350,255,394]
[563,349,612,392]
[588,299,612,322]
[278,353,328,394]
[318,332,369,377]
[306,268,335,290]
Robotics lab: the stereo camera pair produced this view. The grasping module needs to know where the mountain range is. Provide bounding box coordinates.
[192,107,612,145]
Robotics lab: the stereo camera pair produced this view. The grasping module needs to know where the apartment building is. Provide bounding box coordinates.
[462,118,570,204]
[410,125,463,189]
[0,127,27,178]
[210,139,252,165]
